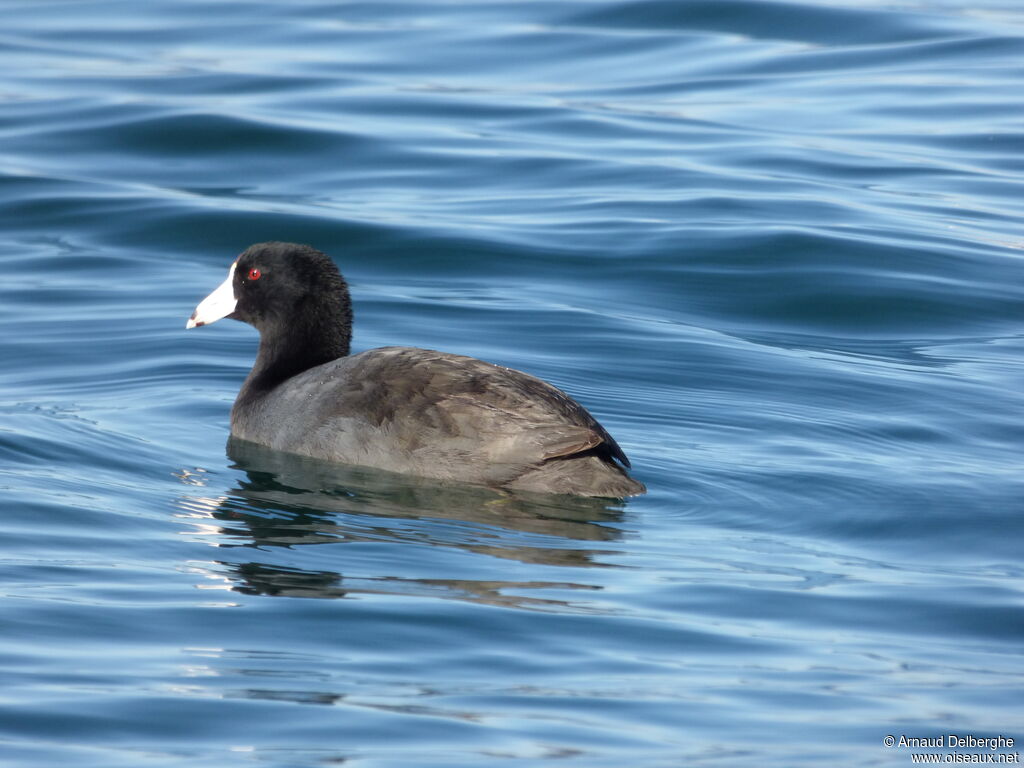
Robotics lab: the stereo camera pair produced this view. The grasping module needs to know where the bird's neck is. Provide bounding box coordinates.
[236,296,352,405]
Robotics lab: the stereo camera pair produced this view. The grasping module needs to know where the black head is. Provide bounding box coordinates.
[188,242,353,392]
[230,242,350,331]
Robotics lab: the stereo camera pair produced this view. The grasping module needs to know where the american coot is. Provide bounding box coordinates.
[186,242,645,497]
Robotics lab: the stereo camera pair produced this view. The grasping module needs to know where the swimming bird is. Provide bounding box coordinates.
[186,242,645,497]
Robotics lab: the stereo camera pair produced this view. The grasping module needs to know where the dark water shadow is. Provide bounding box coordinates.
[175,438,632,608]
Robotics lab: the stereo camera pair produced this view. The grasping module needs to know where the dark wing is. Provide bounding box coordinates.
[341,348,631,470]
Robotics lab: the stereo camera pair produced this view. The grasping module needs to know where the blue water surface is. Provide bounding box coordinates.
[1,1,1023,766]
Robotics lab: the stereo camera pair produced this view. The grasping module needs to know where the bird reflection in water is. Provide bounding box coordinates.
[174,437,633,609]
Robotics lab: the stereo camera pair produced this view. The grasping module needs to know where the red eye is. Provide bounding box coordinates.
[248,268,261,281]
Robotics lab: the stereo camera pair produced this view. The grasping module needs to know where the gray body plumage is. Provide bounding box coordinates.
[231,346,644,497]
